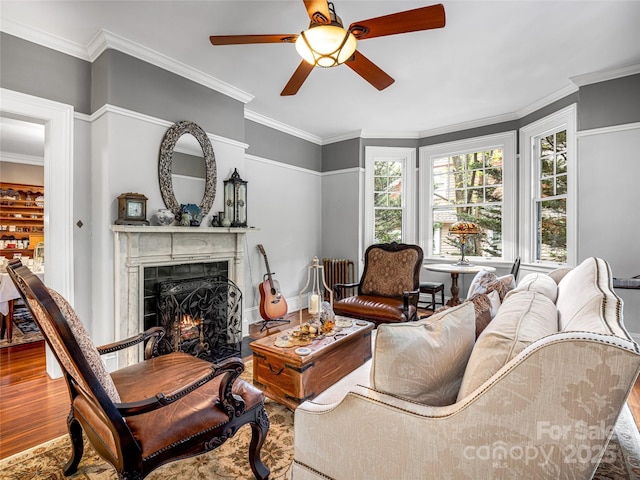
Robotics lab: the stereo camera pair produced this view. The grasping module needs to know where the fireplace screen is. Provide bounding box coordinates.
[156,276,242,362]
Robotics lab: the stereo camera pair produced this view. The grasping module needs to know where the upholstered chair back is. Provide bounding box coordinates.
[359,242,423,297]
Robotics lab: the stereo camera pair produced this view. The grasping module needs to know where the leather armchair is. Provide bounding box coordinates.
[7,260,270,480]
[333,242,423,327]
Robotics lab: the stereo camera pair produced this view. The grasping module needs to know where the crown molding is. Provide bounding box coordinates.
[0,151,44,166]
[0,18,90,61]
[361,130,420,140]
[418,111,519,139]
[87,29,254,104]
[570,62,640,87]
[322,129,421,145]
[245,110,322,145]
[321,130,362,145]
[516,83,579,118]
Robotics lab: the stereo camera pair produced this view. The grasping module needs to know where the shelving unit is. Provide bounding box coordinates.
[0,182,44,259]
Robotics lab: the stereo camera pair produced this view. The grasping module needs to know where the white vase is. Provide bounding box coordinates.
[155,208,175,226]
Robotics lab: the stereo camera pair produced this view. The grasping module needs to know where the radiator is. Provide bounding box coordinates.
[322,258,355,301]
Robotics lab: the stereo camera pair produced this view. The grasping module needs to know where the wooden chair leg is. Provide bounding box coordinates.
[248,406,270,480]
[64,413,84,476]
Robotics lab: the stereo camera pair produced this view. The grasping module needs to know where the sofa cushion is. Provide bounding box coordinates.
[371,302,475,406]
[508,272,558,302]
[467,271,515,302]
[361,248,419,297]
[555,257,628,338]
[457,291,558,401]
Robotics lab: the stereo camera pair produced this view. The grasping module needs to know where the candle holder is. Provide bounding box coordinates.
[298,256,333,326]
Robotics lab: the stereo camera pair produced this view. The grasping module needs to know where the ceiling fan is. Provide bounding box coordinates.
[209,0,445,96]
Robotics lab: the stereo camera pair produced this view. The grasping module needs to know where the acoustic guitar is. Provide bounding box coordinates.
[257,244,288,320]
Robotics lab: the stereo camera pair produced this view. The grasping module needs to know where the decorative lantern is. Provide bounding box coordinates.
[223,168,248,227]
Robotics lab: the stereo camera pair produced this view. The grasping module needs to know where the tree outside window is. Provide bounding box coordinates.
[535,130,567,263]
[373,160,403,243]
[431,149,504,258]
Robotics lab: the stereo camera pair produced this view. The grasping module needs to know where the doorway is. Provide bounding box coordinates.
[0,88,74,377]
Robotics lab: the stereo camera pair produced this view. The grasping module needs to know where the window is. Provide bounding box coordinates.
[364,147,416,245]
[520,105,576,266]
[420,132,517,262]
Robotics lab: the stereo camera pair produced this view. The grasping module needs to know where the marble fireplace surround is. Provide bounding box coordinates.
[111,225,253,367]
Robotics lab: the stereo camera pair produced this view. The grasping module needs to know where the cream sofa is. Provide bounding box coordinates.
[291,257,640,479]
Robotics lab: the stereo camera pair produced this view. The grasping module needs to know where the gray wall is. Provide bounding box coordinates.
[0,33,91,114]
[578,74,640,130]
[245,120,322,170]
[321,137,360,171]
[92,50,245,142]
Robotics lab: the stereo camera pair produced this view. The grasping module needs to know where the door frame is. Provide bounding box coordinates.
[1,88,74,378]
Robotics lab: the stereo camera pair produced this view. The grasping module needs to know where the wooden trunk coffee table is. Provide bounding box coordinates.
[250,318,374,410]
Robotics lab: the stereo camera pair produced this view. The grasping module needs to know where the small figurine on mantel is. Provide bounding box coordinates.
[177,203,202,226]
[179,211,192,226]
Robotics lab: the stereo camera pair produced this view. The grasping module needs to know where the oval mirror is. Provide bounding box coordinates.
[159,121,216,218]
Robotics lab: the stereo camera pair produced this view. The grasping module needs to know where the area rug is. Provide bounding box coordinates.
[1,361,639,479]
[0,361,293,480]
[0,300,43,348]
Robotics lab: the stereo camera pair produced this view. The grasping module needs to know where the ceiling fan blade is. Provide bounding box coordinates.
[345,51,394,91]
[303,0,331,24]
[281,61,314,96]
[209,34,297,45]
[349,3,445,40]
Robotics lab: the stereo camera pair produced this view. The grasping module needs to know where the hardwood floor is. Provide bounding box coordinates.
[0,341,68,458]
[2,312,640,460]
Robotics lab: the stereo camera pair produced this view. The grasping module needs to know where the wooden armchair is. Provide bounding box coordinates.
[333,242,423,327]
[7,260,270,480]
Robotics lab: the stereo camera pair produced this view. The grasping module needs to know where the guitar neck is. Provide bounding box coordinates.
[258,245,276,289]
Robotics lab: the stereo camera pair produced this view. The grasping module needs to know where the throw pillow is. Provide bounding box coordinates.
[467,290,501,338]
[467,271,515,302]
[361,247,420,297]
[457,290,558,401]
[370,302,475,406]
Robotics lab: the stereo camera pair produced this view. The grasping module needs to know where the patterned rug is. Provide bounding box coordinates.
[0,361,294,479]
[1,361,639,479]
[0,300,43,348]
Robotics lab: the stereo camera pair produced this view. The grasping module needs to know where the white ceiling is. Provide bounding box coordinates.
[1,0,640,144]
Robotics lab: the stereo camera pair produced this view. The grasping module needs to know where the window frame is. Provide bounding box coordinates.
[364,146,416,247]
[520,104,577,267]
[419,131,517,264]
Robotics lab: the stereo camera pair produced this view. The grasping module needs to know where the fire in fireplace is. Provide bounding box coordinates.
[155,275,243,362]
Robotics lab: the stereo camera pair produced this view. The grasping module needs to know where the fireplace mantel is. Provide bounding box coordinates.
[111,225,256,366]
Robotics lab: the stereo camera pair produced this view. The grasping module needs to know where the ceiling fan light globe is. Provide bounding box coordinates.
[295,25,357,68]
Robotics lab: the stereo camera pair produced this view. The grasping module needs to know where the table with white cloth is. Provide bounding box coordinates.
[0,268,45,342]
[424,263,496,307]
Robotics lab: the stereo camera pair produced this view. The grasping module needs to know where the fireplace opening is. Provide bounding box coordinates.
[143,262,242,362]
